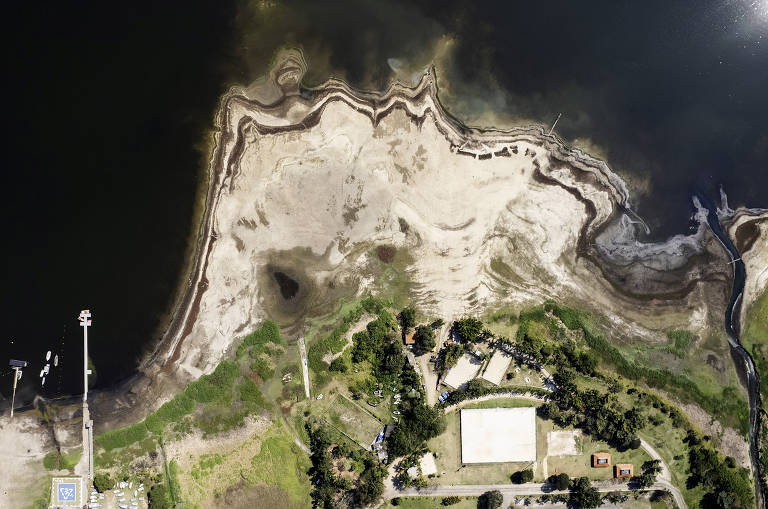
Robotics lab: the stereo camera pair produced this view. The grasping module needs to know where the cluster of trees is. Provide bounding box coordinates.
[307,424,386,508]
[510,468,534,483]
[308,296,388,381]
[539,301,749,434]
[538,368,645,450]
[438,343,464,374]
[351,311,404,381]
[686,431,754,509]
[630,459,662,489]
[548,473,570,490]
[387,363,445,458]
[569,476,601,509]
[439,374,550,409]
[453,317,485,342]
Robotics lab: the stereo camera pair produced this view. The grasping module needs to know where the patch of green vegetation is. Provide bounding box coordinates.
[665,330,695,358]
[307,296,390,380]
[373,247,416,308]
[743,288,768,410]
[191,453,223,481]
[96,422,148,451]
[323,394,383,446]
[42,447,82,470]
[308,422,386,508]
[167,459,182,504]
[96,320,284,453]
[542,301,749,434]
[186,360,240,404]
[246,421,312,507]
[381,496,479,509]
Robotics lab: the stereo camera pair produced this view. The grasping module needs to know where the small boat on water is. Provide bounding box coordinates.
[39,369,44,378]
[46,350,51,361]
[54,355,59,367]
[43,364,50,375]
[41,377,45,386]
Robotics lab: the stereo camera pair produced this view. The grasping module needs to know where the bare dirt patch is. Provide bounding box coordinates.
[680,402,751,468]
[547,430,581,456]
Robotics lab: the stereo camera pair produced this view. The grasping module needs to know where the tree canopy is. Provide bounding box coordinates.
[478,490,503,509]
[413,325,436,354]
[454,317,484,342]
[398,306,416,331]
[569,477,601,509]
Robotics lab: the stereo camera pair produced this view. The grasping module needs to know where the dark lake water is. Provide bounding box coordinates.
[2,0,767,401]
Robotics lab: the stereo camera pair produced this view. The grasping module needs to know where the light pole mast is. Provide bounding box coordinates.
[8,359,28,418]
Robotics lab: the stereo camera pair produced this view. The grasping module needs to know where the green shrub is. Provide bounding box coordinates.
[237,377,265,407]
[242,320,284,347]
[156,393,195,422]
[144,413,165,434]
[186,360,240,403]
[329,357,348,372]
[249,357,274,380]
[93,472,113,492]
[666,330,695,358]
[148,482,172,509]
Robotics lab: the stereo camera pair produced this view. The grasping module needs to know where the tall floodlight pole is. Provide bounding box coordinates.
[78,310,92,401]
[8,359,28,418]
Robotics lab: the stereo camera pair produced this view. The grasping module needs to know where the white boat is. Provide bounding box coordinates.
[43,364,50,375]
[41,377,45,386]
[39,369,44,378]
[46,351,51,361]
[54,355,59,367]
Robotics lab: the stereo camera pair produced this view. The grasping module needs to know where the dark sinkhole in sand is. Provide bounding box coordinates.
[272,271,300,300]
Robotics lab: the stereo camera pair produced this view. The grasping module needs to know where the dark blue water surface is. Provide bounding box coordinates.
[2,0,767,400]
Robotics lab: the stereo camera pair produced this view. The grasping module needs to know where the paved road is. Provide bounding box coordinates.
[298,336,310,399]
[639,437,671,481]
[386,480,684,508]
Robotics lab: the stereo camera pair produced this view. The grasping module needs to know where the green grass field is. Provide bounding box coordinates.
[546,433,649,481]
[324,393,383,447]
[178,419,311,507]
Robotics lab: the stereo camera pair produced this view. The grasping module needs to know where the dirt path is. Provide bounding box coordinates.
[417,354,439,407]
[299,336,310,399]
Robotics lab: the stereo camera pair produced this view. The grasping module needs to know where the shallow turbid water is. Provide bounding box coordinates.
[2,0,767,401]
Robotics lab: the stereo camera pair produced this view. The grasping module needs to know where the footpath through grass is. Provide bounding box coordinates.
[379,496,479,509]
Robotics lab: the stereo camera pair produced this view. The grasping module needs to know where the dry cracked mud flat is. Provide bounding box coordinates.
[83,49,766,431]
